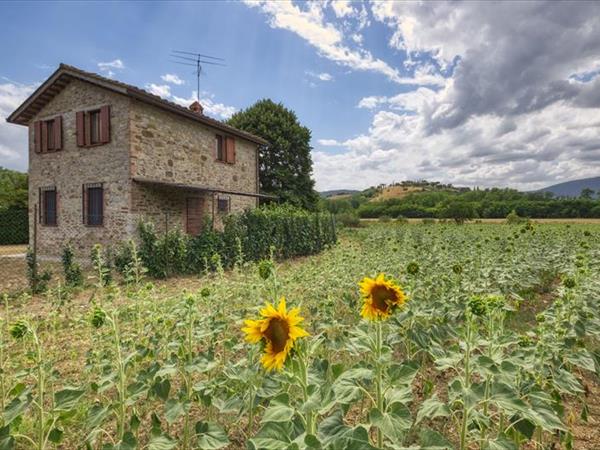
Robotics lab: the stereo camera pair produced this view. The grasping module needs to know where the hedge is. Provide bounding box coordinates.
[0,206,28,245]
[136,205,337,278]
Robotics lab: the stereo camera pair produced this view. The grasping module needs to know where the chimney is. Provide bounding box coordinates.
[189,101,203,115]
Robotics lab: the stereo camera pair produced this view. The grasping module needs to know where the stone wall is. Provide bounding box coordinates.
[28,80,131,259]
[129,99,259,229]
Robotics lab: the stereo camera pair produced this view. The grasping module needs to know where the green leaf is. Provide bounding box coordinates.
[262,404,295,423]
[416,396,450,424]
[194,421,229,449]
[0,426,15,450]
[332,368,372,405]
[552,368,584,394]
[388,362,419,386]
[385,386,413,405]
[54,387,85,411]
[47,428,64,444]
[248,421,293,450]
[152,378,171,401]
[148,434,177,450]
[164,399,185,425]
[418,428,454,449]
[486,434,518,450]
[86,403,110,429]
[318,409,352,446]
[369,402,411,442]
[566,349,596,372]
[3,394,31,424]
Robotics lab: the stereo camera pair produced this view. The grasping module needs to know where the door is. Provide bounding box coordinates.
[186,197,203,235]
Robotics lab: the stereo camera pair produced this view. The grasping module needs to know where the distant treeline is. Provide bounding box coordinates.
[322,188,600,219]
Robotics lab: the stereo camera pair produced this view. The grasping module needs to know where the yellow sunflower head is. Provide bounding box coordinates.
[358,273,407,321]
[241,297,309,371]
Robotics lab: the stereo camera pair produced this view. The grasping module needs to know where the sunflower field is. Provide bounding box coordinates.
[1,222,599,449]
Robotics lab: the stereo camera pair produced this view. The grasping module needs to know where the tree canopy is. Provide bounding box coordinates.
[0,167,28,209]
[227,99,319,210]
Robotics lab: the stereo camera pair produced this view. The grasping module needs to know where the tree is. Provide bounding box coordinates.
[440,201,477,224]
[227,99,319,210]
[580,188,595,199]
[0,167,28,209]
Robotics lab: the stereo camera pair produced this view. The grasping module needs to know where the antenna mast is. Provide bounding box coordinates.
[170,50,226,103]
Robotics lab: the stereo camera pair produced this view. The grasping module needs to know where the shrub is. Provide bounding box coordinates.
[505,210,528,225]
[379,215,392,223]
[137,205,336,278]
[26,247,51,294]
[335,212,360,228]
[62,246,83,287]
[422,218,436,225]
[0,206,28,245]
[395,215,409,224]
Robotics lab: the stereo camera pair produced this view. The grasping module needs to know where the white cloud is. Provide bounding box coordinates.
[306,71,333,82]
[330,0,354,18]
[161,73,185,85]
[145,83,172,98]
[317,139,343,146]
[0,80,38,171]
[171,91,237,119]
[244,0,444,86]
[97,59,124,77]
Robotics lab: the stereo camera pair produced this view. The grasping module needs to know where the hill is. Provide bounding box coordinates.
[538,176,600,198]
[320,189,360,198]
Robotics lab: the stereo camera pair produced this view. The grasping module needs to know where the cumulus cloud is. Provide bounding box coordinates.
[97,59,124,78]
[0,80,38,171]
[311,1,600,191]
[244,0,444,86]
[145,83,171,98]
[161,73,185,85]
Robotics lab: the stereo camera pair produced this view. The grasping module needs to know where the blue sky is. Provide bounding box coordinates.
[1,1,600,191]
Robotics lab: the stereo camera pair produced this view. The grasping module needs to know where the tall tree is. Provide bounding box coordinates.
[0,167,28,209]
[227,99,319,210]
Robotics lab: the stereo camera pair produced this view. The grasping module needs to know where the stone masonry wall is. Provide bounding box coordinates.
[28,80,131,259]
[129,100,258,229]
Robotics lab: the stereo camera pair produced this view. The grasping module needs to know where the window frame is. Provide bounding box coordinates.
[89,110,101,146]
[83,182,104,227]
[40,186,57,227]
[215,134,226,162]
[217,196,231,214]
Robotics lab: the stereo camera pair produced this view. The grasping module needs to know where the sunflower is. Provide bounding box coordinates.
[359,273,407,321]
[242,297,309,371]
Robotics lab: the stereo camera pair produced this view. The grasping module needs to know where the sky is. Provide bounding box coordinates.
[1,1,600,192]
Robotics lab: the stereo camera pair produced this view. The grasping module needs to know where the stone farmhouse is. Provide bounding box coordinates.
[7,63,268,258]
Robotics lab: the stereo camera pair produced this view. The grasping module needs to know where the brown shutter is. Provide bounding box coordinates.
[34,121,42,153]
[41,121,48,153]
[76,111,85,147]
[54,116,62,150]
[85,113,91,147]
[38,188,42,223]
[100,105,111,144]
[226,137,235,164]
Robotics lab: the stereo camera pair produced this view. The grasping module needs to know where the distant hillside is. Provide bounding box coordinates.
[320,189,360,198]
[538,176,600,198]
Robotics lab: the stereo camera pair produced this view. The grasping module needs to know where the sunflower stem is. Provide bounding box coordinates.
[375,320,383,449]
[300,348,315,436]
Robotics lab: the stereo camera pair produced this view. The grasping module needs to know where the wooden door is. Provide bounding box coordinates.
[186,197,203,235]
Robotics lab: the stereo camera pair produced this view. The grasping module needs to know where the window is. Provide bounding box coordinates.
[46,120,55,151]
[40,187,57,226]
[217,197,230,214]
[76,105,110,147]
[215,134,225,162]
[89,110,101,145]
[216,135,236,163]
[34,117,62,153]
[83,183,104,226]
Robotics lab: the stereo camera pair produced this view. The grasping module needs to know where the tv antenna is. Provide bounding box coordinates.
[170,50,226,103]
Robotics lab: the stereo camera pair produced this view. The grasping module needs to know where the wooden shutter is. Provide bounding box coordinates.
[84,113,92,147]
[41,121,48,153]
[225,137,236,164]
[76,111,85,147]
[82,184,87,224]
[100,105,110,144]
[53,116,62,150]
[33,121,42,153]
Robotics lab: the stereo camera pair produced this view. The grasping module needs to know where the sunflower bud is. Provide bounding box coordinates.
[9,320,29,340]
[90,307,106,329]
[200,287,210,297]
[185,295,195,307]
[452,264,463,275]
[258,260,274,280]
[563,277,576,289]
[406,262,419,275]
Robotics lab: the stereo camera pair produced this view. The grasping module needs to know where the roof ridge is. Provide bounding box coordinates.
[8,63,268,146]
